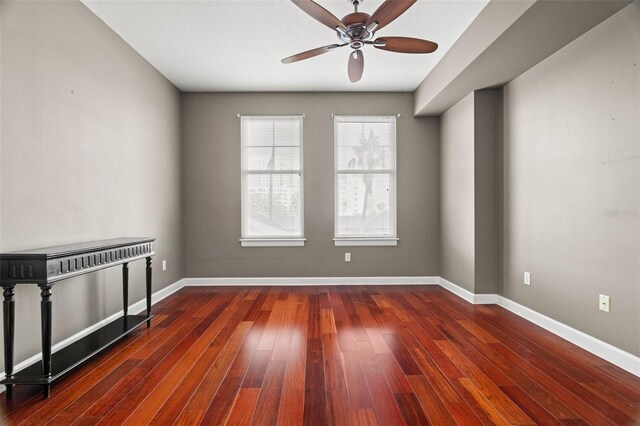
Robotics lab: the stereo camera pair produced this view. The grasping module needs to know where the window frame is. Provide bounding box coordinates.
[333,115,398,247]
[240,114,305,247]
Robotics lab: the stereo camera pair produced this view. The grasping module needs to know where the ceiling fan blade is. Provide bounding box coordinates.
[366,0,416,31]
[292,0,346,31]
[282,44,343,64]
[348,50,364,83]
[373,37,438,53]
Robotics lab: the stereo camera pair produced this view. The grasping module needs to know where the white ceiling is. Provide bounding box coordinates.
[82,0,488,92]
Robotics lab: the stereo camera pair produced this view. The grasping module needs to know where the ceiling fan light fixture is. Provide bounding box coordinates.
[348,49,364,83]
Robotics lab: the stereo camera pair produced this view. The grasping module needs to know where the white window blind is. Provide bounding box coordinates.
[334,115,397,245]
[241,115,304,246]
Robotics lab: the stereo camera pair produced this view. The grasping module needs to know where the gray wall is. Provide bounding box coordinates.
[0,0,183,369]
[501,3,639,355]
[440,90,500,295]
[474,90,500,295]
[440,93,475,291]
[181,92,439,277]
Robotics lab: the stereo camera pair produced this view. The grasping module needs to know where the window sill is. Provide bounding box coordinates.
[240,238,306,247]
[333,238,398,247]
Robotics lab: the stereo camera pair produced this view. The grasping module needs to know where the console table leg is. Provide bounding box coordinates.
[122,262,129,317]
[39,284,53,399]
[145,257,152,328]
[3,285,15,400]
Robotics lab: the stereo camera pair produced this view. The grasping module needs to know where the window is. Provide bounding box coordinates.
[240,115,304,247]
[334,115,398,246]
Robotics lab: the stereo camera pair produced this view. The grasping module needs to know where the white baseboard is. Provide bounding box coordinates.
[183,276,439,286]
[438,277,499,304]
[436,277,639,377]
[496,296,640,377]
[0,279,185,392]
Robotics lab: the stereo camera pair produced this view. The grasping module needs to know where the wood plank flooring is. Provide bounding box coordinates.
[1,286,638,425]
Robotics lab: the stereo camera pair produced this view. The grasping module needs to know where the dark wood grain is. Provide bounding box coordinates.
[1,285,638,425]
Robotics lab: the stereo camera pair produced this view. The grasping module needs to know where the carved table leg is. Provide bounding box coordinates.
[122,262,129,318]
[38,284,53,398]
[145,257,152,328]
[3,285,15,399]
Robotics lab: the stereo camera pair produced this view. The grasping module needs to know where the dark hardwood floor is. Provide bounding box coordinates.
[1,285,638,425]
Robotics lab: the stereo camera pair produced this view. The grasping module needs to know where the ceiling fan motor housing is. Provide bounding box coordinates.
[338,12,374,49]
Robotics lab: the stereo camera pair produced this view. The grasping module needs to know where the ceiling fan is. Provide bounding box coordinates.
[282,0,438,83]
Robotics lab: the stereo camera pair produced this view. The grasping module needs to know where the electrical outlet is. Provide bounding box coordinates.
[523,272,531,285]
[345,253,351,262]
[162,260,167,271]
[599,294,610,312]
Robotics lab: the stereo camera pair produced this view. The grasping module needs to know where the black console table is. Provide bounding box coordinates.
[0,237,155,398]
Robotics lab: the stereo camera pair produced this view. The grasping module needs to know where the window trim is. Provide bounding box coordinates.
[240,238,306,247]
[240,114,305,247]
[333,237,398,247]
[333,115,398,246]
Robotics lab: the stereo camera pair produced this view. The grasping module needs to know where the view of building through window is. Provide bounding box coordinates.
[334,115,397,239]
[241,114,396,243]
[241,116,303,239]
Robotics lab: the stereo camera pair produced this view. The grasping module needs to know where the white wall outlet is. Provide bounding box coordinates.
[345,253,351,262]
[523,272,531,285]
[599,294,611,312]
[162,260,167,271]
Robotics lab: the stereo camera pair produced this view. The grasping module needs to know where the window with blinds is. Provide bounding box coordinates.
[334,115,397,246]
[240,115,304,247]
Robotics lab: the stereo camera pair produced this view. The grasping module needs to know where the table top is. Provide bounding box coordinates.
[0,237,155,259]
